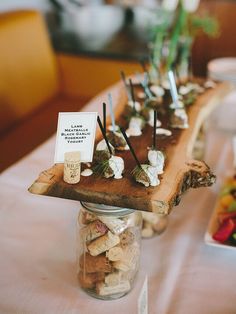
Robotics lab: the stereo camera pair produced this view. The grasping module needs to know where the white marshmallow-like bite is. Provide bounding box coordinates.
[147,109,162,127]
[169,100,184,109]
[150,85,165,97]
[127,100,141,112]
[144,165,160,187]
[156,128,172,136]
[81,169,93,176]
[148,149,165,174]
[126,117,143,137]
[108,156,124,179]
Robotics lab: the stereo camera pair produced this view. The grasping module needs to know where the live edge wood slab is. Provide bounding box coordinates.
[29,80,232,214]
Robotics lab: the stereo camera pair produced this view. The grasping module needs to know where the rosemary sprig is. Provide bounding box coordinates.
[92,160,110,177]
[131,165,143,177]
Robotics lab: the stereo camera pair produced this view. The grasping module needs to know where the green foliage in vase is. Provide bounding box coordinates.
[188,13,220,38]
[151,10,172,67]
[166,4,188,70]
[150,2,220,75]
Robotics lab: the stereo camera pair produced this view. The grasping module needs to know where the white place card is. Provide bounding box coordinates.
[54,112,97,163]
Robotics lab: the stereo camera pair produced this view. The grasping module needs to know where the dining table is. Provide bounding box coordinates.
[0,83,236,314]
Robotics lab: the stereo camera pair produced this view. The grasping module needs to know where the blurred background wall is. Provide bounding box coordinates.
[0,0,52,12]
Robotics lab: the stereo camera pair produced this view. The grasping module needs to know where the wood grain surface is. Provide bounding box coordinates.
[29,80,232,213]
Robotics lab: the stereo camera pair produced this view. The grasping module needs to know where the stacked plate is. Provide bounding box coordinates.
[208,57,236,83]
[207,58,236,132]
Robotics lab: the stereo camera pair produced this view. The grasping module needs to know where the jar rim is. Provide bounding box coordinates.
[80,202,135,216]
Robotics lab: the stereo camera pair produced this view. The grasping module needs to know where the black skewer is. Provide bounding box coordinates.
[129,78,136,111]
[140,58,151,82]
[153,110,157,150]
[120,70,127,85]
[103,102,106,134]
[120,71,131,101]
[97,115,113,156]
[120,127,142,169]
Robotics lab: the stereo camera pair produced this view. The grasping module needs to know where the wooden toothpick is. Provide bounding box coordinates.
[108,93,116,133]
[153,110,157,150]
[168,70,179,108]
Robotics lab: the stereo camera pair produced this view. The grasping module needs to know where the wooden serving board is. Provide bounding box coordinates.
[29,80,232,214]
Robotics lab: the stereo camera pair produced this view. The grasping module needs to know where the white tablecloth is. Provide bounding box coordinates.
[0,90,236,314]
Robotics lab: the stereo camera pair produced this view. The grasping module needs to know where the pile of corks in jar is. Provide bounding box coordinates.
[78,209,141,297]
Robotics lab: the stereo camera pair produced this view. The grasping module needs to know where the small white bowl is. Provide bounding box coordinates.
[62,5,125,49]
[208,57,236,83]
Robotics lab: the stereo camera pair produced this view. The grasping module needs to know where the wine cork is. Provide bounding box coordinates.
[98,216,127,235]
[142,221,154,238]
[152,216,168,234]
[79,253,112,273]
[96,280,131,296]
[119,229,135,249]
[142,211,163,225]
[125,213,142,228]
[104,272,122,286]
[87,231,120,256]
[120,269,136,282]
[113,243,140,272]
[80,220,108,242]
[78,209,97,225]
[78,271,105,289]
[63,151,81,184]
[106,246,124,261]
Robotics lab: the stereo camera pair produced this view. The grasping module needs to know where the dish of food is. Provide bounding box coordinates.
[205,175,236,249]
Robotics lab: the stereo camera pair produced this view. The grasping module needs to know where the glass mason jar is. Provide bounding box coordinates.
[77,202,142,300]
[141,211,168,238]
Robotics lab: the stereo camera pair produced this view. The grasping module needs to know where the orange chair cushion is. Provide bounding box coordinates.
[0,93,89,172]
[0,10,60,134]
